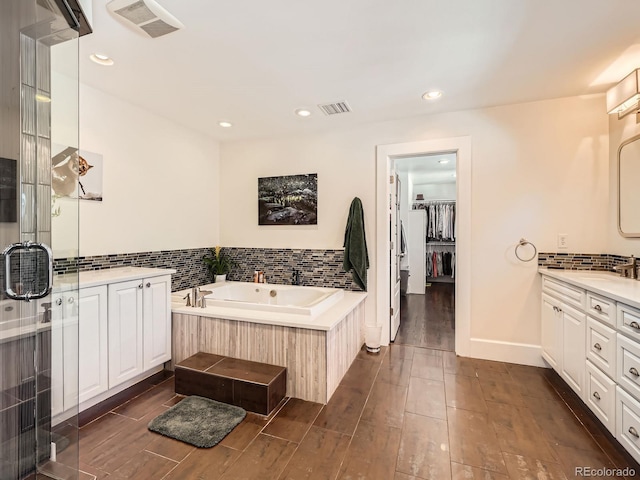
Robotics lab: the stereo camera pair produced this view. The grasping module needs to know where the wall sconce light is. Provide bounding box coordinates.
[607,68,640,119]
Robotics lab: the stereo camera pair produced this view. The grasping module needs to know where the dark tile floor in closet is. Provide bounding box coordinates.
[68,282,640,480]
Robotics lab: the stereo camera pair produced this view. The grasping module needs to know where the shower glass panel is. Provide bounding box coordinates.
[1,0,80,478]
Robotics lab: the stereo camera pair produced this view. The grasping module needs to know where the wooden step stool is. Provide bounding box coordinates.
[175,352,286,416]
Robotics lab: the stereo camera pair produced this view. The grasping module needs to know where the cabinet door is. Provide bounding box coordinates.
[143,275,172,370]
[62,292,79,412]
[49,294,64,418]
[108,279,144,388]
[78,286,108,404]
[560,303,586,399]
[541,293,561,371]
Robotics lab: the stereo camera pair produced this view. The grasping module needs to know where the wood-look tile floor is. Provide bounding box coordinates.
[395,283,455,351]
[74,346,640,479]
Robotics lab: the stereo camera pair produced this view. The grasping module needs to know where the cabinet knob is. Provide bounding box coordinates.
[55,298,62,306]
[630,321,640,330]
[67,297,74,304]
[592,391,601,400]
[629,367,640,377]
[594,304,602,312]
[629,426,640,438]
[146,282,151,288]
[593,343,602,351]
[138,284,143,289]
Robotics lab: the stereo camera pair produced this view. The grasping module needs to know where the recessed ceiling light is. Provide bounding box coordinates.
[89,53,114,66]
[438,159,449,164]
[218,121,233,128]
[295,109,312,117]
[422,90,442,100]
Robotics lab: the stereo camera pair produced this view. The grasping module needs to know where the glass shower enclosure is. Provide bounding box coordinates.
[1,0,83,478]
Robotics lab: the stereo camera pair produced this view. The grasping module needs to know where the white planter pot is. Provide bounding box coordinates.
[214,274,227,283]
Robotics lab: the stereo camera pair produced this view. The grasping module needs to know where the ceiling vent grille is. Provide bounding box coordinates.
[107,0,184,38]
[318,101,352,115]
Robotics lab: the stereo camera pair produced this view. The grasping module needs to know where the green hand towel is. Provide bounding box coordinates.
[343,197,369,291]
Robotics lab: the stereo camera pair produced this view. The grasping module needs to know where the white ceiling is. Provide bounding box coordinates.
[79,0,640,141]
[396,153,457,184]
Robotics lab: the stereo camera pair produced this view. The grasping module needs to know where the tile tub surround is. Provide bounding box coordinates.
[172,301,364,404]
[223,247,363,291]
[539,252,632,271]
[52,246,363,294]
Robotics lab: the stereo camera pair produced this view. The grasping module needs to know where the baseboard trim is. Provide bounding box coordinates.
[465,337,545,367]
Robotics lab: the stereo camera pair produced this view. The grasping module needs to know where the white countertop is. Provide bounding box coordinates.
[54,266,176,291]
[171,286,367,331]
[539,268,640,310]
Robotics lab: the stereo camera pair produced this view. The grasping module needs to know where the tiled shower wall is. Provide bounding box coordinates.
[538,252,631,270]
[54,247,362,292]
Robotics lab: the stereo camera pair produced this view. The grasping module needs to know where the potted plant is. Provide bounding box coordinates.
[203,246,235,282]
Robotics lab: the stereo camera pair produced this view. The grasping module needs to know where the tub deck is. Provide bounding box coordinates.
[171,287,367,403]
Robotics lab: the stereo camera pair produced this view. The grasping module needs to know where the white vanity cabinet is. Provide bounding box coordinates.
[78,286,108,404]
[541,293,562,370]
[108,279,144,387]
[108,274,172,388]
[540,269,640,461]
[560,303,586,398]
[143,275,172,370]
[76,268,174,411]
[49,291,79,418]
[540,278,586,399]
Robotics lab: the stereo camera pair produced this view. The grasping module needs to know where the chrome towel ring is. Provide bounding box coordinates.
[515,238,537,262]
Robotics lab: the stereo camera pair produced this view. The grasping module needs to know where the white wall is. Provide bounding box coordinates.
[220,94,609,364]
[607,113,640,255]
[75,83,220,256]
[413,182,456,201]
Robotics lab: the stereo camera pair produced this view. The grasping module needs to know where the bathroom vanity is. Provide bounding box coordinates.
[540,268,640,462]
[51,266,175,421]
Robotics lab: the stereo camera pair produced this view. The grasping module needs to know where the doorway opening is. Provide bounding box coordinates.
[375,136,471,355]
[394,153,456,350]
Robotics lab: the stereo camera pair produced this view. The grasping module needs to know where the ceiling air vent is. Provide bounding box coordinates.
[107,0,184,38]
[318,101,352,115]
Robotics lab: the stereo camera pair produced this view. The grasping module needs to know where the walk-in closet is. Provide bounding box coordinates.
[395,153,456,351]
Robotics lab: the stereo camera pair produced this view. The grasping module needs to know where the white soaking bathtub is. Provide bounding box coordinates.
[171,280,367,403]
[200,282,344,316]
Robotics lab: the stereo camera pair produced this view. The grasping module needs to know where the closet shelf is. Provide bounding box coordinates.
[426,240,455,245]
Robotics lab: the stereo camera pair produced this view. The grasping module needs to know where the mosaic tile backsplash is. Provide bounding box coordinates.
[223,247,361,291]
[54,248,211,292]
[54,247,362,292]
[538,252,631,271]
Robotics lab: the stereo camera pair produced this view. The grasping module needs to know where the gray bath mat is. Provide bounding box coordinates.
[148,396,246,448]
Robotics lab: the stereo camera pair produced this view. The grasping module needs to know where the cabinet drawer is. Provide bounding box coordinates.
[586,361,616,434]
[542,276,585,310]
[586,292,616,327]
[586,317,616,379]
[618,303,640,341]
[617,334,640,401]
[617,386,640,464]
